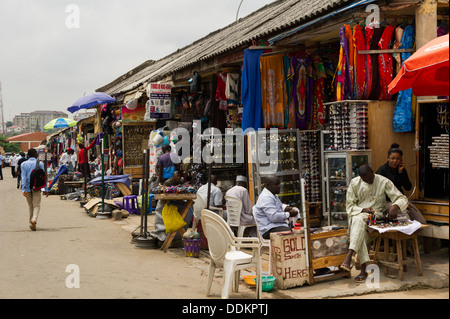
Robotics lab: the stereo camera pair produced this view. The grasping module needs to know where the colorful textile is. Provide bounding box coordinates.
[363,25,374,99]
[225,73,240,106]
[378,25,396,100]
[215,72,228,110]
[368,27,384,100]
[313,55,326,128]
[345,25,355,97]
[392,26,405,75]
[393,25,415,132]
[353,25,366,99]
[241,48,264,132]
[260,54,286,128]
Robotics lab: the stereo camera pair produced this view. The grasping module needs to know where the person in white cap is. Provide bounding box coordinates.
[225,175,256,237]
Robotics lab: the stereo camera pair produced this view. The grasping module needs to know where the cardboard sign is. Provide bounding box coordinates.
[270,231,310,289]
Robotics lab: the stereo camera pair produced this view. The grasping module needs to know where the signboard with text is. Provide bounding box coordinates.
[148,83,171,119]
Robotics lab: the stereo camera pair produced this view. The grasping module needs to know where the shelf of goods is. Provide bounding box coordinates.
[199,132,246,188]
[122,122,155,178]
[322,150,371,227]
[248,129,303,209]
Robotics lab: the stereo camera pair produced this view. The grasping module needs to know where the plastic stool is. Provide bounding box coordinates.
[123,195,140,215]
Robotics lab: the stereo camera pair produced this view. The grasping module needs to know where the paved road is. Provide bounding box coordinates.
[0,173,229,299]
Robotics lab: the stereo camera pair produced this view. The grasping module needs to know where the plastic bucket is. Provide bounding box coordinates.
[183,238,202,257]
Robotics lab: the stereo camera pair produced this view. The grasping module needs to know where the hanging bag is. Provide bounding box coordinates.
[162,204,186,233]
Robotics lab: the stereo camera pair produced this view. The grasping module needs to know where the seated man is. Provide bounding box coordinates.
[342,164,408,282]
[253,175,299,239]
[196,174,227,220]
[225,175,256,237]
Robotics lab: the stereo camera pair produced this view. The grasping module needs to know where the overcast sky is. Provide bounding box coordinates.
[0,0,274,122]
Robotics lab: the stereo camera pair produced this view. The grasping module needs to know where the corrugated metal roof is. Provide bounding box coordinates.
[98,0,352,96]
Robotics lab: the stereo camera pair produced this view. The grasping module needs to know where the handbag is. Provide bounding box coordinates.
[162,204,186,233]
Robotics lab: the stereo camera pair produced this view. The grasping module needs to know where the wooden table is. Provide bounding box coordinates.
[372,225,428,280]
[154,194,196,253]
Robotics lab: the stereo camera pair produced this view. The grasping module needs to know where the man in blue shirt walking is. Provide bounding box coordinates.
[21,148,46,231]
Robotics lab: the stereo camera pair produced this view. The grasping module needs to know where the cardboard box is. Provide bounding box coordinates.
[270,231,310,289]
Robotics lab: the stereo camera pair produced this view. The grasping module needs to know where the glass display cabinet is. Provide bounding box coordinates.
[322,150,371,227]
[248,129,303,209]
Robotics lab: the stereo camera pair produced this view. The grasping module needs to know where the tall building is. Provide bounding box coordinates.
[13,110,68,132]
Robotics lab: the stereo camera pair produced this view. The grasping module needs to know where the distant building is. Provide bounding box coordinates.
[12,110,68,132]
[6,132,49,152]
[6,125,26,133]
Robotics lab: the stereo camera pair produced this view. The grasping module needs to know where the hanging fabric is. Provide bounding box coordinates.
[260,54,286,128]
[215,72,228,110]
[392,26,405,75]
[345,25,355,98]
[378,25,396,100]
[241,48,264,132]
[368,26,384,100]
[283,55,293,128]
[225,73,240,106]
[353,24,366,99]
[363,24,374,99]
[335,27,347,101]
[313,54,326,128]
[393,25,415,132]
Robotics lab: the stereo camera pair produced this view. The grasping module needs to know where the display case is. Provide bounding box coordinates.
[122,122,155,178]
[200,131,246,190]
[322,150,371,227]
[248,129,303,209]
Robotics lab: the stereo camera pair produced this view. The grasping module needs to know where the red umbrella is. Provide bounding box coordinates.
[388,34,449,96]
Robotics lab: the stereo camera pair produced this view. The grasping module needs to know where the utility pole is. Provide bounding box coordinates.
[0,81,5,134]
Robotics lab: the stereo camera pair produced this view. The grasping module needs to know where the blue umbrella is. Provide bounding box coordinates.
[68,92,116,113]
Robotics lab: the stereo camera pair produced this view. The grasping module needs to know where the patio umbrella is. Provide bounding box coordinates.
[388,34,449,96]
[68,92,116,113]
[44,117,77,130]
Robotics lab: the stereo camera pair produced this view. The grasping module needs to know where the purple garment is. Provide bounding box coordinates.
[340,26,353,100]
[89,174,131,187]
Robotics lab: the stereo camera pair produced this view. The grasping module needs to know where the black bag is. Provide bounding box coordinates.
[30,159,46,191]
[190,71,201,93]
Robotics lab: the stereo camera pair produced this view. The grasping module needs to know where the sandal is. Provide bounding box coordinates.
[354,272,368,283]
[339,263,352,272]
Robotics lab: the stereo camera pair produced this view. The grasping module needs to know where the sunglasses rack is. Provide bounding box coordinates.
[326,101,369,151]
[299,130,321,204]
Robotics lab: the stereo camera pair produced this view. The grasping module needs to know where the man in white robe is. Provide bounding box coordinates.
[342,164,408,282]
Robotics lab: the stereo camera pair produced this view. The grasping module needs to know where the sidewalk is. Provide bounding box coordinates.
[112,211,449,299]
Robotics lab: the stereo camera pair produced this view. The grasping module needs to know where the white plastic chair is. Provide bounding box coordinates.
[252,206,272,275]
[201,209,262,299]
[192,193,224,230]
[225,195,256,238]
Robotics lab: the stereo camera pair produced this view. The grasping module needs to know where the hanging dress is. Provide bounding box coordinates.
[378,25,396,100]
[345,24,355,98]
[260,54,286,128]
[353,24,366,99]
[363,24,374,99]
[335,26,348,101]
[241,48,264,132]
[283,55,295,128]
[368,26,384,100]
[313,54,326,128]
[393,25,415,132]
